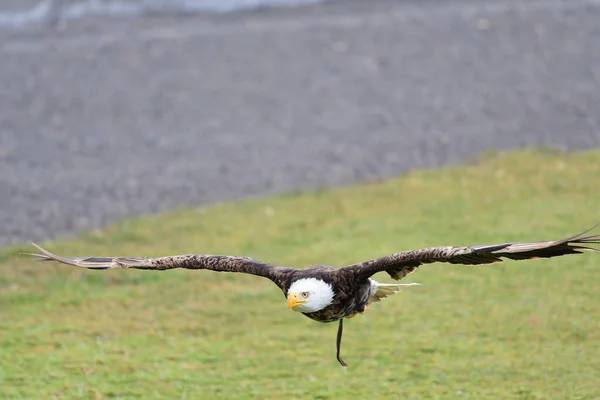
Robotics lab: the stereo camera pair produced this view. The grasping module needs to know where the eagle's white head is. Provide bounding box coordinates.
[287,278,335,313]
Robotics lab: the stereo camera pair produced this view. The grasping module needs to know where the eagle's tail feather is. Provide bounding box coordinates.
[368,281,421,303]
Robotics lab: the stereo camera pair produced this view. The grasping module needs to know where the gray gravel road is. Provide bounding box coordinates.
[1,0,600,246]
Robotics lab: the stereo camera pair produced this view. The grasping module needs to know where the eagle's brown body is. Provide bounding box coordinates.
[282,267,373,323]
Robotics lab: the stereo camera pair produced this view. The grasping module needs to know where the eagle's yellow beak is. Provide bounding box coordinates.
[287,292,307,309]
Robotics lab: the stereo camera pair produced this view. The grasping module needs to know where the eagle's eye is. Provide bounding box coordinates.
[301,291,309,299]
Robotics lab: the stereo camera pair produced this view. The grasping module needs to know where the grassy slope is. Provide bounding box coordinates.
[1,149,599,400]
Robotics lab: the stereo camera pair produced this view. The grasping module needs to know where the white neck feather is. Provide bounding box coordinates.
[288,278,334,313]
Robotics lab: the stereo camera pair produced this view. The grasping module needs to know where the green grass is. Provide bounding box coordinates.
[1,149,600,399]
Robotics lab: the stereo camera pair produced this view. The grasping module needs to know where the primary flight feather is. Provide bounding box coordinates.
[27,226,599,366]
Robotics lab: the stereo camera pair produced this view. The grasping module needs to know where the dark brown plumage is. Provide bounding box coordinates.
[26,226,599,366]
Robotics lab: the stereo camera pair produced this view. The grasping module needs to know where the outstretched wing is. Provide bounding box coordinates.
[341,226,600,281]
[27,243,296,292]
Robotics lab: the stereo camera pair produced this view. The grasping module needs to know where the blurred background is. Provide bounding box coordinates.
[1,0,599,247]
[2,2,600,398]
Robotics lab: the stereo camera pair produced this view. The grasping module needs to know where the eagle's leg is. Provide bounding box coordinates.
[336,319,348,367]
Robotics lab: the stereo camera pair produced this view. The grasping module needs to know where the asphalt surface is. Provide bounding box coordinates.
[1,0,600,246]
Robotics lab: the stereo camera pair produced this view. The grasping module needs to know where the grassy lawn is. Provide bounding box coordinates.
[1,149,599,399]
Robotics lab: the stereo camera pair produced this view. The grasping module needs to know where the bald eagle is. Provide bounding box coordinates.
[27,227,599,366]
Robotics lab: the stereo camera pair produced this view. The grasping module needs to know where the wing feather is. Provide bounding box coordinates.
[341,226,600,281]
[26,243,295,291]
